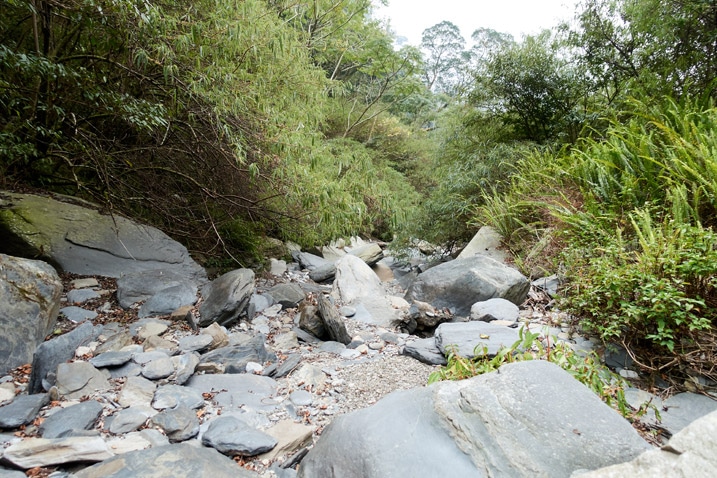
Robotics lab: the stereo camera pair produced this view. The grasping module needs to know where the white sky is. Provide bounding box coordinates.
[372,0,579,45]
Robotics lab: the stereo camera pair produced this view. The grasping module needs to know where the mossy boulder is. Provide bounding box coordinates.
[0,192,205,280]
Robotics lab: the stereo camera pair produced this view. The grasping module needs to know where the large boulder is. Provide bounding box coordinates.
[577,408,717,477]
[0,192,206,280]
[298,361,650,478]
[404,255,529,316]
[331,255,402,328]
[0,254,63,375]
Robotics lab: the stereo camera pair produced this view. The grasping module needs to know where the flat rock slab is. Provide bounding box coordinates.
[659,392,717,436]
[55,362,110,400]
[153,384,205,410]
[2,436,113,469]
[39,400,104,438]
[59,306,98,323]
[435,321,522,358]
[73,443,257,478]
[90,350,133,368]
[402,338,447,366]
[0,393,49,429]
[298,361,650,478]
[186,374,278,412]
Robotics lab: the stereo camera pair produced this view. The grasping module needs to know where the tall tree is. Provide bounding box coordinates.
[420,21,466,93]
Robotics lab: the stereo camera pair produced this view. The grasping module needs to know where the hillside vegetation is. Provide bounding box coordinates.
[2,0,717,386]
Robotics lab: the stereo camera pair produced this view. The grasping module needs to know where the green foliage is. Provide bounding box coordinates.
[562,212,717,352]
[477,30,591,143]
[429,327,632,418]
[573,0,717,102]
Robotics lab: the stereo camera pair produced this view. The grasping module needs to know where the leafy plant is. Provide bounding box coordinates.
[429,327,633,417]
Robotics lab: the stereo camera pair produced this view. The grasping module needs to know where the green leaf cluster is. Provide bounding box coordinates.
[429,327,635,419]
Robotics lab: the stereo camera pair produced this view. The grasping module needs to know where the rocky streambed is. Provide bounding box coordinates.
[2,191,717,477]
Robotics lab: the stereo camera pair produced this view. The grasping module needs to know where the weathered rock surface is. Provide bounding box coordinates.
[267,283,305,309]
[73,443,257,478]
[470,297,520,323]
[457,225,509,263]
[199,335,271,373]
[198,269,255,327]
[1,436,113,469]
[434,321,522,358]
[38,400,104,438]
[0,393,49,429]
[298,361,650,478]
[55,362,110,400]
[201,415,277,457]
[576,409,717,477]
[0,254,63,375]
[29,321,103,393]
[404,255,530,316]
[0,192,206,280]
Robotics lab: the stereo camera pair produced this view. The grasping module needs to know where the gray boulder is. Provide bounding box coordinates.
[0,192,206,280]
[576,408,717,477]
[267,283,305,309]
[470,297,520,323]
[73,443,258,478]
[0,254,63,375]
[298,361,650,478]
[198,269,255,327]
[149,405,199,442]
[404,255,530,316]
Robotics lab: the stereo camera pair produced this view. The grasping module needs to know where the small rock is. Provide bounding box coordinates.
[39,400,104,438]
[118,376,157,408]
[201,416,277,457]
[67,289,101,305]
[246,362,263,374]
[289,390,313,407]
[108,405,156,434]
[59,306,98,323]
[149,405,199,442]
[0,393,49,428]
[137,321,169,340]
[89,350,133,368]
[141,356,175,380]
[55,362,110,400]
